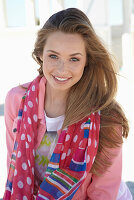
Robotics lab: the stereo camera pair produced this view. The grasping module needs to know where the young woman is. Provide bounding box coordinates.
[4,8,132,200]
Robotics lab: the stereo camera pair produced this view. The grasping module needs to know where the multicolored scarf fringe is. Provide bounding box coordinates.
[3,76,100,200]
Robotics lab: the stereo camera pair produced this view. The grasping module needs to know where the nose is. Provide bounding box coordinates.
[57,59,67,73]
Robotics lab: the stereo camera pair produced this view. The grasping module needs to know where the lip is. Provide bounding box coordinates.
[52,75,72,83]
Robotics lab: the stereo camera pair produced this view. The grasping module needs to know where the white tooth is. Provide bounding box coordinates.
[55,77,68,81]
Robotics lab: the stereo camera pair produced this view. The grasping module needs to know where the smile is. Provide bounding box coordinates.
[52,75,72,82]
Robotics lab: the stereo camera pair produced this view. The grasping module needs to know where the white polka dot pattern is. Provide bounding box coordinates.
[61,145,64,151]
[25,142,29,148]
[32,85,35,91]
[28,117,31,124]
[27,177,32,185]
[24,124,26,129]
[24,105,27,112]
[88,138,91,146]
[94,123,96,130]
[11,188,13,195]
[27,135,31,142]
[73,135,78,143]
[92,156,95,164]
[28,101,33,108]
[21,134,25,140]
[79,140,83,146]
[28,160,31,167]
[17,151,21,158]
[22,163,27,170]
[6,77,50,199]
[67,149,71,156]
[95,140,97,148]
[65,134,70,142]
[17,181,23,189]
[32,167,34,175]
[33,149,35,157]
[81,122,85,129]
[23,196,28,200]
[14,169,17,176]
[61,153,66,160]
[90,122,93,130]
[36,97,38,104]
[33,114,37,122]
[27,90,30,96]
[87,155,90,163]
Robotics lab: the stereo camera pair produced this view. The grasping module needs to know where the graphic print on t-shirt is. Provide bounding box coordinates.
[34,113,64,193]
[35,131,57,182]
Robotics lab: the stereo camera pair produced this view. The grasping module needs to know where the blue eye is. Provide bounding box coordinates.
[49,54,58,59]
[70,57,79,62]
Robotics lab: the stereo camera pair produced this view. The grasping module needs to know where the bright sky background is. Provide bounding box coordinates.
[5,0,123,27]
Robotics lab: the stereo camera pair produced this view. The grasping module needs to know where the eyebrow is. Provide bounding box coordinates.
[47,50,83,56]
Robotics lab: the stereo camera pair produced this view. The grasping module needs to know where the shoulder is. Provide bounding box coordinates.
[6,82,31,102]
[5,82,31,118]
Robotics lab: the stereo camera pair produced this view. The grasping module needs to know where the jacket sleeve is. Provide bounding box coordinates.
[87,145,122,200]
[4,86,27,172]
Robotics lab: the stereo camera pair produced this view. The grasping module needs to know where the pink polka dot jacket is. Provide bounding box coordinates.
[3,76,124,200]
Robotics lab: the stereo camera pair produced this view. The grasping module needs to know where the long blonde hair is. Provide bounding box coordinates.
[32,8,129,175]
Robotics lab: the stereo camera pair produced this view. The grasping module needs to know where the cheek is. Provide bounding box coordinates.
[42,61,52,72]
[72,64,85,76]
[42,64,50,77]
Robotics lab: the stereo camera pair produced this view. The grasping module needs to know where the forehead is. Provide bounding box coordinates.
[44,31,86,52]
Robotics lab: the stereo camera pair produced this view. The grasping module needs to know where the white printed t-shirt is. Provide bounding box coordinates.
[34,113,64,192]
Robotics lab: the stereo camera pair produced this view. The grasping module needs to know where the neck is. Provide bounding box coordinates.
[45,82,69,117]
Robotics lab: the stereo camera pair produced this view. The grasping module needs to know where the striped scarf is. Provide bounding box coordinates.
[4,76,100,200]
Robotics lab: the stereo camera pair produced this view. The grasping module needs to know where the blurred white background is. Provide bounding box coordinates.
[0,0,134,198]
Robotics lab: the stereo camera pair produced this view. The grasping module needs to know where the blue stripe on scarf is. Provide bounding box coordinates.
[49,175,70,190]
[69,161,86,171]
[11,154,16,160]
[14,141,18,150]
[18,109,23,117]
[65,186,80,200]
[6,180,12,190]
[49,153,60,163]
[40,180,64,199]
[84,129,89,138]
[47,166,58,171]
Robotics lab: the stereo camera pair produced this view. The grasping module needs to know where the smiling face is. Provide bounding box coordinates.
[41,31,87,94]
